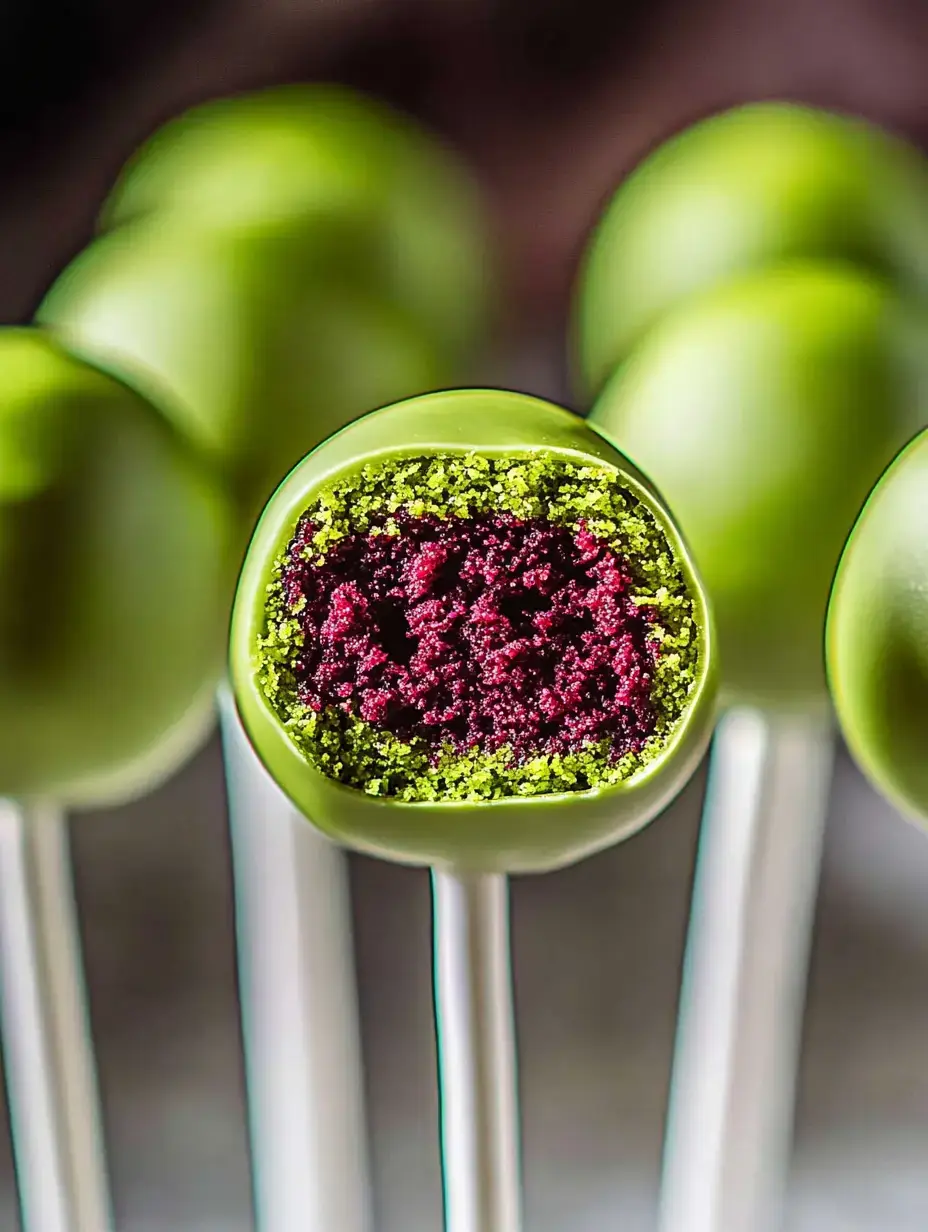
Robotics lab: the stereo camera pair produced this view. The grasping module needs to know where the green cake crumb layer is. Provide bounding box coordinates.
[256,452,701,801]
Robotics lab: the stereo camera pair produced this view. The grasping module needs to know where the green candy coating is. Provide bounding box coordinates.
[0,329,234,804]
[827,429,928,823]
[38,221,451,531]
[575,101,928,396]
[99,84,491,363]
[231,389,718,873]
[589,264,928,710]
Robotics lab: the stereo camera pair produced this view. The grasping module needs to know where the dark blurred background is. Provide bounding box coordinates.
[3,1,928,1228]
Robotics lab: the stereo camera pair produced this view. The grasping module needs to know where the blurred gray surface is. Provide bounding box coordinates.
[3,732,928,1230]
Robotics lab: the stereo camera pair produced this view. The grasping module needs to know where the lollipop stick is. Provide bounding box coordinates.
[658,707,834,1232]
[432,869,522,1232]
[0,799,113,1232]
[218,689,371,1232]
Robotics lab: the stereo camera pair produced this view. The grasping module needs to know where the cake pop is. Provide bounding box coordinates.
[230,385,716,1232]
[572,101,928,1232]
[828,427,928,822]
[576,100,928,397]
[39,222,448,531]
[15,83,494,1232]
[0,327,233,804]
[98,84,490,365]
[0,326,234,1232]
[230,388,717,873]
[35,86,494,1232]
[587,263,928,710]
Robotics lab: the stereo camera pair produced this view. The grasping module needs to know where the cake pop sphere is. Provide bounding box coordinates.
[98,84,491,364]
[0,329,234,804]
[231,389,717,873]
[38,221,450,532]
[575,101,928,395]
[827,429,928,823]
[588,263,928,711]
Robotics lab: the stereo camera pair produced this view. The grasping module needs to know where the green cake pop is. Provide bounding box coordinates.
[230,389,717,873]
[587,264,928,710]
[571,103,928,1222]
[575,101,928,396]
[0,328,234,804]
[827,429,928,822]
[98,84,491,365]
[38,221,449,533]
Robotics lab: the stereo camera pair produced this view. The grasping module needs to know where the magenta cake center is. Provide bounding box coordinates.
[281,513,661,761]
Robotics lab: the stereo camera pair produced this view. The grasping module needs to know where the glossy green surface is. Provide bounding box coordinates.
[575,101,928,395]
[589,264,928,710]
[231,389,718,873]
[827,429,928,823]
[99,84,491,363]
[38,221,451,534]
[0,329,234,804]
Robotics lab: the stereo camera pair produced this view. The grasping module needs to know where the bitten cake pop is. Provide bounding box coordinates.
[231,389,717,872]
[0,327,233,804]
[827,427,928,822]
[576,100,928,396]
[97,84,490,365]
[231,388,715,1232]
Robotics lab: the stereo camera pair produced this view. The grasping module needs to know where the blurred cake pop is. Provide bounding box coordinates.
[828,427,928,821]
[39,222,449,531]
[576,101,928,396]
[98,84,492,365]
[585,263,928,708]
[0,328,234,804]
[569,100,928,1232]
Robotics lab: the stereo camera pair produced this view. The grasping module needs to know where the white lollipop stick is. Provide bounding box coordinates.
[219,688,372,1232]
[0,798,113,1232]
[658,707,834,1232]
[432,869,522,1232]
